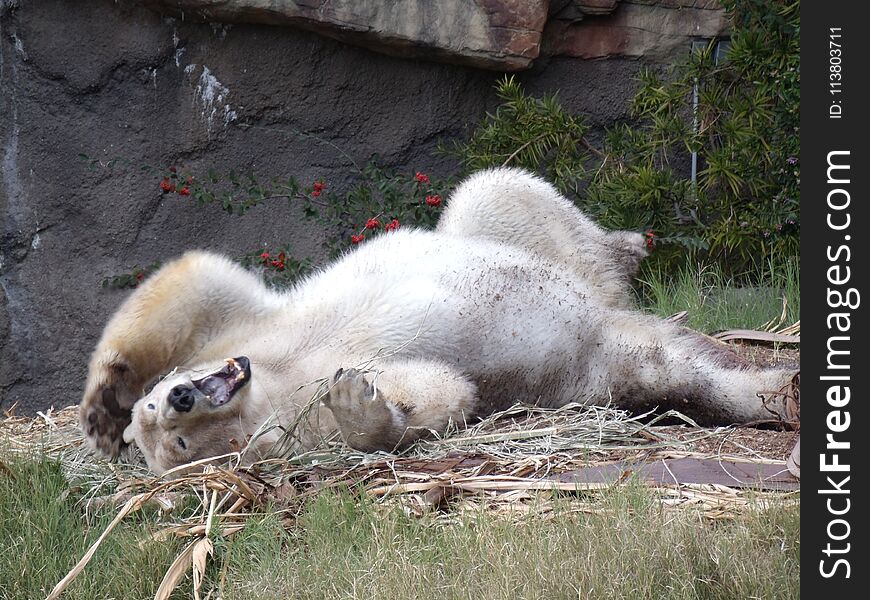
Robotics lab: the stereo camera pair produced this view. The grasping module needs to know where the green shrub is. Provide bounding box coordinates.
[444,0,800,275]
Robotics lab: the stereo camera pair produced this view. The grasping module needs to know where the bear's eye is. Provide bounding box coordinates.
[177,437,187,450]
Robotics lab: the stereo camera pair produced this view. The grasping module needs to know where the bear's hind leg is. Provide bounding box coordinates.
[436,167,647,308]
[323,359,477,453]
[592,314,799,425]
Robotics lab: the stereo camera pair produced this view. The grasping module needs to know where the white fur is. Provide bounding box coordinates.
[437,167,648,308]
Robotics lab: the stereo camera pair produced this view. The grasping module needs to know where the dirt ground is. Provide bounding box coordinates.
[652,425,799,462]
[649,342,800,463]
[730,343,800,370]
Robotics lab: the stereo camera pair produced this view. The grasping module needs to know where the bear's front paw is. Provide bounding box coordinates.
[79,385,133,458]
[80,354,143,457]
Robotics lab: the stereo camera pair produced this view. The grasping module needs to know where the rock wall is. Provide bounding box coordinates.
[0,0,725,415]
[142,0,725,69]
[546,1,727,60]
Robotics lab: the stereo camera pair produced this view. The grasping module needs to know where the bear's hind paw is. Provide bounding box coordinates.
[323,367,406,453]
[323,368,376,413]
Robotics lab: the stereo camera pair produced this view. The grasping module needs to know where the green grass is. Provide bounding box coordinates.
[0,455,799,600]
[218,490,799,600]
[638,256,800,333]
[0,455,185,600]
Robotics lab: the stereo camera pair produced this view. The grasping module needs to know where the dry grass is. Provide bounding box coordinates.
[0,398,799,600]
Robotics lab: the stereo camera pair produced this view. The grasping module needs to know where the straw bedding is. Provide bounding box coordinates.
[1,385,798,599]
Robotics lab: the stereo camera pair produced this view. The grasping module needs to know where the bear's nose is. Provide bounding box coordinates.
[169,385,195,412]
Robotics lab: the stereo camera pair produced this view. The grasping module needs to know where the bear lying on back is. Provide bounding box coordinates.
[80,168,796,474]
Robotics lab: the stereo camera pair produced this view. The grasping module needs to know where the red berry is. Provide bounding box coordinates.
[159,178,172,193]
[384,219,400,232]
[178,187,191,196]
[425,194,442,207]
[351,234,365,244]
[414,172,430,184]
[365,218,380,230]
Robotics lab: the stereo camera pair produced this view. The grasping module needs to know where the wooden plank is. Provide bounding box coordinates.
[713,329,800,344]
[552,457,799,491]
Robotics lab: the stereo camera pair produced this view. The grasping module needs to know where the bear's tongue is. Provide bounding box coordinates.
[192,357,249,406]
[195,375,232,406]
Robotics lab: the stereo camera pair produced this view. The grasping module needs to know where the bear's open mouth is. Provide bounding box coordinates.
[192,356,251,406]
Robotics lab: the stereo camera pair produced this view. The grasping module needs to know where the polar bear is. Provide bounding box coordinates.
[79,168,795,474]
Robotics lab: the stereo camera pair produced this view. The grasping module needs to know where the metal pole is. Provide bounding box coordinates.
[691,76,699,195]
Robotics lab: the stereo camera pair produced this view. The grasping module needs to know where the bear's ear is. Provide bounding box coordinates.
[123,422,137,445]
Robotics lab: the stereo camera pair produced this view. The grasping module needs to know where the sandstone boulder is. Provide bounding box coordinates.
[544,0,727,60]
[142,1,727,69]
[141,0,549,71]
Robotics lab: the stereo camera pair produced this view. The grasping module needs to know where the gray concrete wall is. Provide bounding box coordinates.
[0,0,645,414]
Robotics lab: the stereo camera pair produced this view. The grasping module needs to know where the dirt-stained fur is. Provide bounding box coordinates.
[437,167,648,308]
[79,168,795,474]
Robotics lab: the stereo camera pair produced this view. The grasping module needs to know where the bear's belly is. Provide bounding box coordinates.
[270,230,610,405]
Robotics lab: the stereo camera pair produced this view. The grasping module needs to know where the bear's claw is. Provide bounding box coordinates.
[324,368,375,411]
